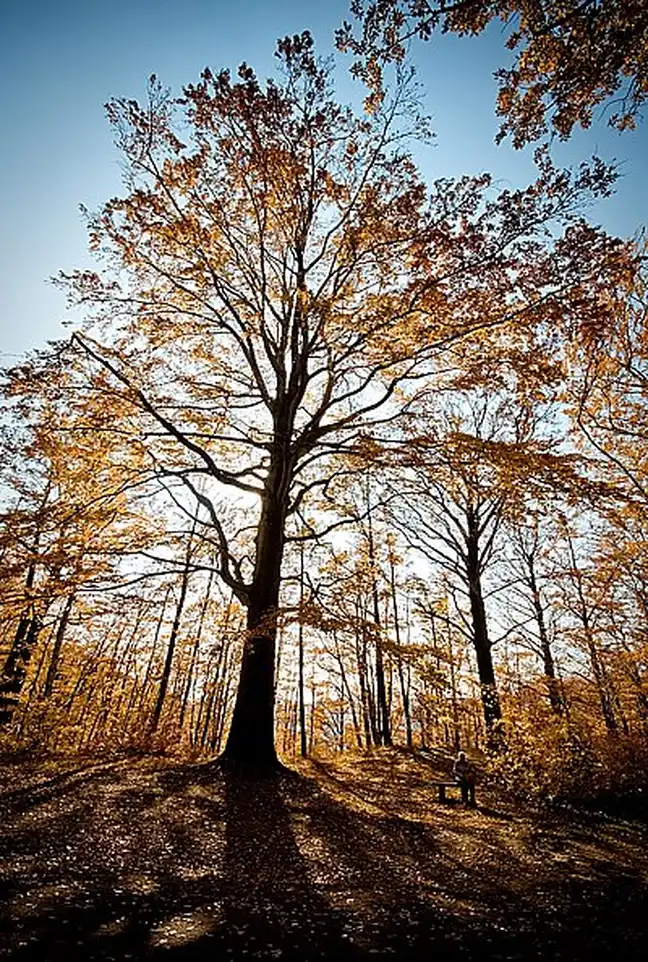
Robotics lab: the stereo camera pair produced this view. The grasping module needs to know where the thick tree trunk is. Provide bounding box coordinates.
[0,613,42,725]
[222,593,280,767]
[221,447,291,770]
[0,554,43,726]
[465,527,502,745]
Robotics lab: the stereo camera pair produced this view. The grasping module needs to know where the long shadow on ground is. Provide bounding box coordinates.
[0,755,647,960]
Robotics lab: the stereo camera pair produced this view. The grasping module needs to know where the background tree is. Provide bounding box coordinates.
[0,351,155,727]
[383,382,599,741]
[503,516,565,715]
[563,248,648,512]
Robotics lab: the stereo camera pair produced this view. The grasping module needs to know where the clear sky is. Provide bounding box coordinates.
[1,0,647,360]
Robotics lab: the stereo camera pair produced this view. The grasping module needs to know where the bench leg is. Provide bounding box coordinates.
[438,785,446,803]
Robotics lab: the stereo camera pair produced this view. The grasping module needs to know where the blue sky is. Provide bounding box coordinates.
[1,0,647,359]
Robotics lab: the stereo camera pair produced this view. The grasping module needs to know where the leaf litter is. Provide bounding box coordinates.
[0,748,647,960]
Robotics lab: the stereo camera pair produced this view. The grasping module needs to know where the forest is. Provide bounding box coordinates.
[1,2,648,960]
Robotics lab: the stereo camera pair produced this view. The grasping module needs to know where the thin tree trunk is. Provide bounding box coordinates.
[180,569,214,731]
[212,645,235,753]
[367,502,391,746]
[333,631,363,748]
[364,626,380,745]
[390,557,412,748]
[355,615,374,748]
[108,606,147,742]
[440,607,461,752]
[526,553,564,715]
[298,542,308,757]
[199,636,231,749]
[194,599,236,747]
[150,532,195,734]
[134,587,171,727]
[566,534,617,733]
[43,592,76,698]
[309,680,317,754]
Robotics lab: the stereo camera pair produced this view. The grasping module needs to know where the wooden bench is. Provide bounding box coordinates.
[432,781,464,803]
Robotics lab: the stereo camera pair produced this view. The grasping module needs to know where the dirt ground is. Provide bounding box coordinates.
[1,748,647,960]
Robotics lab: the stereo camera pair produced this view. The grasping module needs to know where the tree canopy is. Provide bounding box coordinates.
[338,1,648,145]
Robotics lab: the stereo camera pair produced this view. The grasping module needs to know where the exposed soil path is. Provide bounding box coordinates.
[1,749,647,960]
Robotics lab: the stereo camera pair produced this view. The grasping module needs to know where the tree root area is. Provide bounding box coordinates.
[1,750,647,961]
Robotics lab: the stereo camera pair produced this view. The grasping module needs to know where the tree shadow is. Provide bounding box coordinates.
[0,759,363,961]
[1,755,648,961]
[166,769,362,961]
[0,758,134,816]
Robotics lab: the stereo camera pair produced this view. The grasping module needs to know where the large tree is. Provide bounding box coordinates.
[339,1,648,145]
[55,33,621,769]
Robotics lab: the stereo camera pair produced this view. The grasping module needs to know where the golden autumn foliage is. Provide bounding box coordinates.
[339,1,648,144]
[0,31,645,809]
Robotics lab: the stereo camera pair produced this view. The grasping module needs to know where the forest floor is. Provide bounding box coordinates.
[1,747,647,961]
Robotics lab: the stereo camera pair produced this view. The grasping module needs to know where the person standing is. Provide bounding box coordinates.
[452,750,476,806]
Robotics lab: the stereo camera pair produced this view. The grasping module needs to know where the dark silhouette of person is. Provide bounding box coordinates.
[452,750,476,806]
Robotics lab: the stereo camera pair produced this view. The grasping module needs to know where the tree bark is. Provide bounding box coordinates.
[150,531,194,734]
[298,543,308,757]
[566,534,617,733]
[367,505,392,747]
[527,557,564,716]
[221,442,292,770]
[0,614,42,726]
[0,557,42,726]
[43,592,75,698]
[465,520,502,745]
[390,557,412,748]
